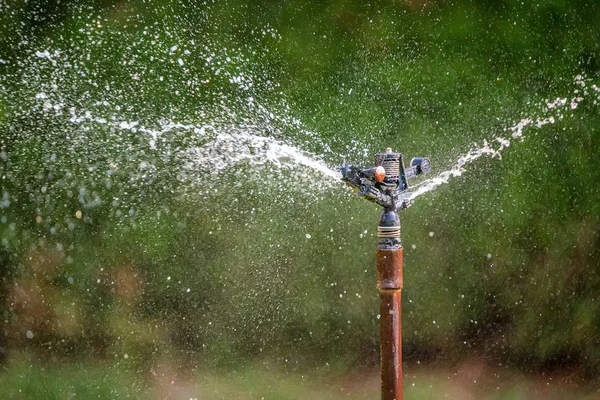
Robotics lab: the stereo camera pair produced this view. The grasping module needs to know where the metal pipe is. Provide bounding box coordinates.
[379,284,403,399]
[340,148,431,400]
[378,210,403,400]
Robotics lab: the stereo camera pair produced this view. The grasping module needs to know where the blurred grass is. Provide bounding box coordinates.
[1,359,153,399]
[2,358,599,400]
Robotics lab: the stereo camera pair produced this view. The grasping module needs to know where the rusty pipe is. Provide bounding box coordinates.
[377,210,403,400]
[339,148,430,400]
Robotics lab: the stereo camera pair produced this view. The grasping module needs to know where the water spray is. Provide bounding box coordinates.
[341,148,431,400]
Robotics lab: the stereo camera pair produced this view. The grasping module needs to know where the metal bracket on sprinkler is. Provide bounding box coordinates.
[340,148,431,400]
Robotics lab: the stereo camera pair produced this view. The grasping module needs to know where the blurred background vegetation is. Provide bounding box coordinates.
[1,0,600,398]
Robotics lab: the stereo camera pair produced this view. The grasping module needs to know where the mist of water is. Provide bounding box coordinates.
[408,75,597,201]
[21,65,600,214]
[4,5,599,226]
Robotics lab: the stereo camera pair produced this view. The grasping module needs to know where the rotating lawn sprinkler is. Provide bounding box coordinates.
[341,148,431,400]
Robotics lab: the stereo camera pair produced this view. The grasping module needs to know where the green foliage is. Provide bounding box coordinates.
[1,0,600,385]
[0,359,152,399]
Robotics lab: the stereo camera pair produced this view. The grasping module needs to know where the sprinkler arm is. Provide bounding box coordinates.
[340,164,407,210]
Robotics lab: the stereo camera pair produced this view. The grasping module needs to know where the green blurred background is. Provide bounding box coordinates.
[1,0,600,398]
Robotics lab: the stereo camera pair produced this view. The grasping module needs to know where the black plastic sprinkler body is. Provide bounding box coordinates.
[341,148,431,400]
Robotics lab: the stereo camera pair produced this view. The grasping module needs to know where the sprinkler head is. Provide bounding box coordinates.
[340,148,431,212]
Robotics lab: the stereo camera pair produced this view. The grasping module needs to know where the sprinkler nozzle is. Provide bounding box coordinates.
[410,157,431,175]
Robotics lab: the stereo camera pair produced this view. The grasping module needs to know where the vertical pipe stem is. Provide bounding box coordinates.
[377,211,403,400]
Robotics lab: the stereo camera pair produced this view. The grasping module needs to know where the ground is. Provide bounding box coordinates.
[3,357,598,399]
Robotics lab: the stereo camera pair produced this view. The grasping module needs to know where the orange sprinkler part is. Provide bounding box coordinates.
[375,166,386,182]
